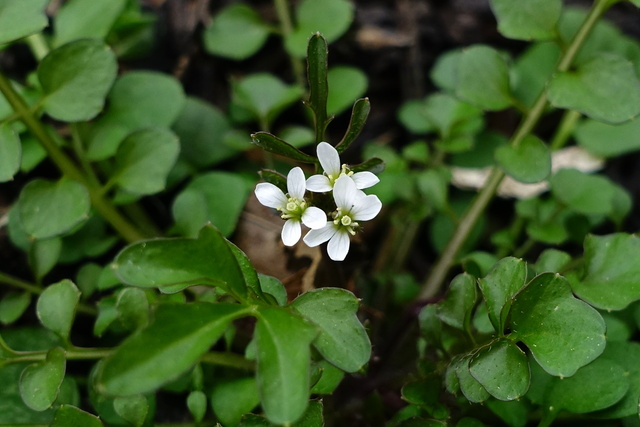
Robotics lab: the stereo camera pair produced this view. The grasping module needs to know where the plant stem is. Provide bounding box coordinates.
[0,270,97,315]
[0,72,147,243]
[417,0,612,299]
[273,0,305,86]
[549,109,582,150]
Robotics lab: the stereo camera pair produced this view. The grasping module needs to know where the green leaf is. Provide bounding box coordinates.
[94,296,117,337]
[533,249,571,274]
[18,178,91,240]
[187,390,207,423]
[259,274,287,306]
[255,307,317,425]
[0,122,21,182]
[455,356,490,403]
[113,395,148,427]
[595,341,640,418]
[203,4,270,60]
[232,73,303,125]
[0,292,31,324]
[111,128,179,195]
[0,0,48,45]
[494,135,551,183]
[307,33,329,142]
[36,280,80,341]
[251,132,316,163]
[284,0,354,58]
[210,377,260,426]
[469,339,530,401]
[572,233,640,310]
[172,172,250,238]
[510,273,606,377]
[53,0,127,46]
[19,347,66,411]
[88,71,185,160]
[173,97,237,168]
[98,303,248,395]
[545,357,628,414]
[115,288,149,331]
[550,169,619,215]
[291,288,371,372]
[574,118,640,157]
[28,237,61,281]
[456,45,513,111]
[490,0,561,41]
[512,42,561,108]
[51,405,103,427]
[398,93,484,138]
[113,224,248,299]
[547,53,640,123]
[436,273,477,330]
[310,360,345,394]
[478,257,526,333]
[38,39,117,122]
[327,66,368,116]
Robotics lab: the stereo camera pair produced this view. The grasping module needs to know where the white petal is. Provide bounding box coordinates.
[281,219,301,246]
[351,193,382,221]
[327,230,351,261]
[287,167,306,199]
[333,175,358,211]
[352,171,380,189]
[303,223,337,247]
[301,206,327,229]
[306,175,332,192]
[317,142,341,176]
[255,183,287,209]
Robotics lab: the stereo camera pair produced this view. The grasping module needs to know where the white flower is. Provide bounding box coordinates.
[303,175,382,261]
[255,167,327,246]
[306,141,379,192]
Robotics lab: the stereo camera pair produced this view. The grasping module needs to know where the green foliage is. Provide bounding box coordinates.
[2,1,640,425]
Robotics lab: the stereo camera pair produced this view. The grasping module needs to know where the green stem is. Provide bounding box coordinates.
[3,347,113,365]
[549,109,582,150]
[418,0,611,299]
[0,270,97,316]
[0,72,147,243]
[273,0,305,86]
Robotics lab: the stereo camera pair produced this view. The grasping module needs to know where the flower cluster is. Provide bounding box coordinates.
[254,142,382,261]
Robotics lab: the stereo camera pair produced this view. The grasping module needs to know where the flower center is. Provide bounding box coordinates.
[327,164,355,187]
[280,196,306,220]
[332,208,358,235]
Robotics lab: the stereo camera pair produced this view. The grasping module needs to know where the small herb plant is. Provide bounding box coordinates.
[1,0,640,426]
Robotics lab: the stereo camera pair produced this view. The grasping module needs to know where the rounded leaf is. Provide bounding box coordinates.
[36,280,81,341]
[546,357,628,414]
[51,405,103,427]
[53,0,127,46]
[0,0,48,44]
[18,178,91,239]
[510,273,606,377]
[494,135,551,183]
[38,39,117,122]
[478,257,527,333]
[490,0,562,41]
[113,395,148,427]
[456,45,513,111]
[291,288,371,372]
[203,4,270,60]
[469,339,530,401]
[284,0,354,58]
[572,233,640,310]
[327,66,368,115]
[547,53,640,123]
[436,273,477,330]
[19,347,66,411]
[550,169,618,215]
[210,377,260,426]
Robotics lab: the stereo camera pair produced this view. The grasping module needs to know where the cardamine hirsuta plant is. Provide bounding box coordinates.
[1,0,640,426]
